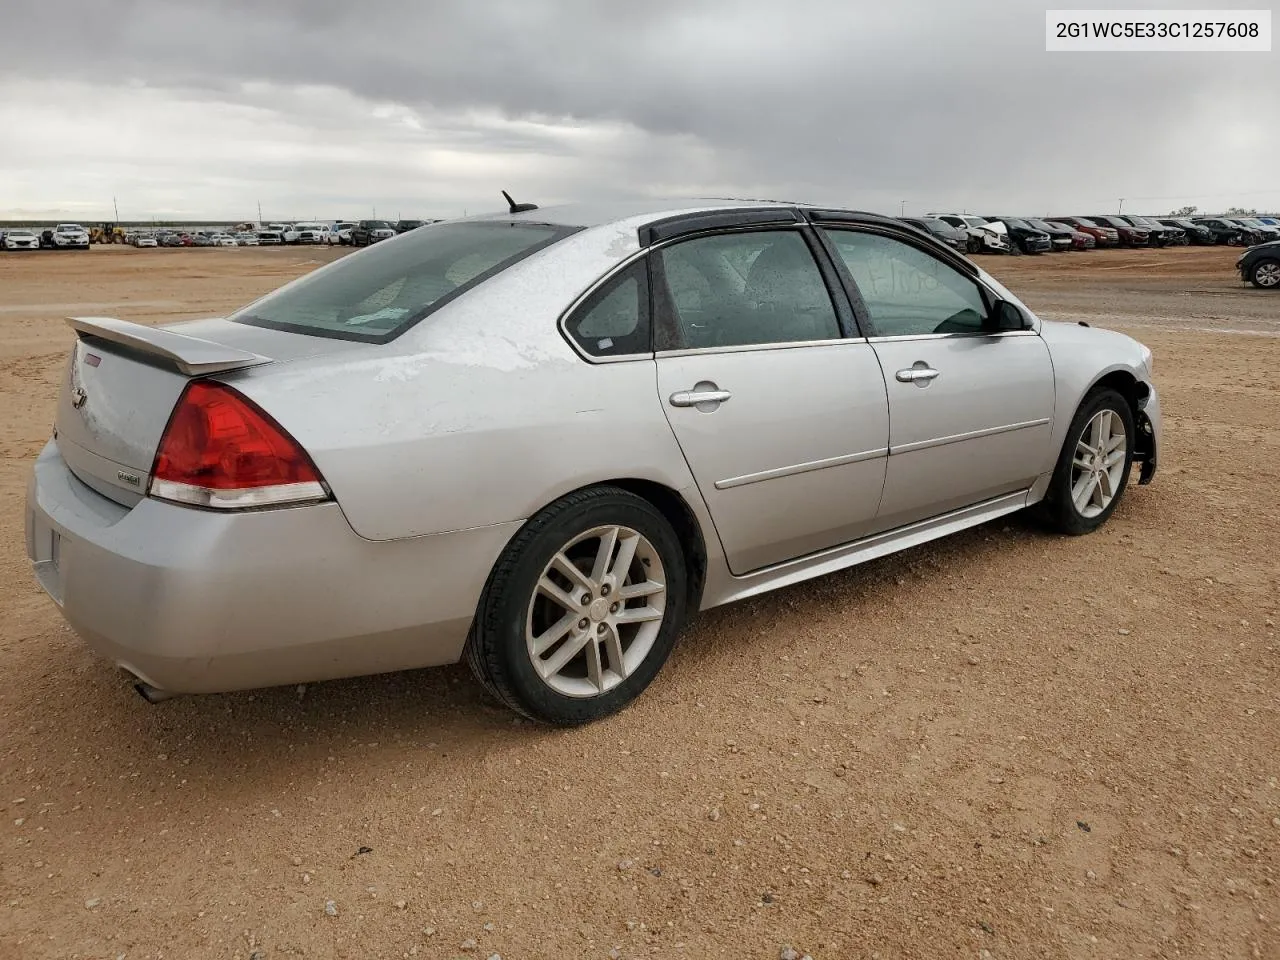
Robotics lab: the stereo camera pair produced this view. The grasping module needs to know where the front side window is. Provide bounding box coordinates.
[563,260,650,357]
[823,230,989,338]
[654,230,840,350]
[232,221,575,342]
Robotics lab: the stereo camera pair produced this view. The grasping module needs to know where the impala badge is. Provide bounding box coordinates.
[117,471,141,487]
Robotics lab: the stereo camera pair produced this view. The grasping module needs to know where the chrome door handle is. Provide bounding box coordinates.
[669,389,732,407]
[895,366,940,383]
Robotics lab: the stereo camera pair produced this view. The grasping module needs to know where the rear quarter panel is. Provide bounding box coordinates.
[225,221,701,542]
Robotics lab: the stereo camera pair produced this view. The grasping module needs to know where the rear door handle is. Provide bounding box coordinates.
[669,388,732,407]
[895,366,940,384]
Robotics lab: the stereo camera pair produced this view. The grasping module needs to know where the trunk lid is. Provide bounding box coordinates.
[54,316,362,506]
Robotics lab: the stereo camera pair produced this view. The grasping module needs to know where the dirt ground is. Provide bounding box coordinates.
[0,245,1277,960]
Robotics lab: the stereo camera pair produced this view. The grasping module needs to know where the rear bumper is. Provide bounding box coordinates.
[25,442,520,695]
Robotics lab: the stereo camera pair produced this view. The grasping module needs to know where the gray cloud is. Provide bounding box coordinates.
[1,0,1275,219]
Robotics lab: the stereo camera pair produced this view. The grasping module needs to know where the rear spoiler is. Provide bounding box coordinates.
[66,316,272,376]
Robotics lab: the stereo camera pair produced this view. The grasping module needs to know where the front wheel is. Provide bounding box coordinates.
[1249,258,1280,289]
[1037,389,1135,535]
[466,486,688,725]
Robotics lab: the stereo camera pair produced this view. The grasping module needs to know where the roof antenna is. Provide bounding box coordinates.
[502,190,538,214]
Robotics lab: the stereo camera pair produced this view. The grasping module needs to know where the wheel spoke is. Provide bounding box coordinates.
[536,576,584,614]
[550,552,594,594]
[619,578,665,600]
[615,605,664,625]
[1104,448,1125,468]
[1105,431,1126,455]
[538,630,591,678]
[1089,411,1107,449]
[609,531,640,583]
[1076,438,1098,459]
[1097,468,1114,499]
[602,623,628,680]
[585,637,606,692]
[589,526,619,583]
[531,612,577,657]
[1071,471,1096,511]
[1091,473,1109,508]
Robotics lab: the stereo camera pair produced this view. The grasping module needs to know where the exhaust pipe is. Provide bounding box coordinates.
[134,681,176,704]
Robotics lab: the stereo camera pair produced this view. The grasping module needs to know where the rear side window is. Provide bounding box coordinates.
[563,261,650,357]
[231,222,576,342]
[653,230,841,350]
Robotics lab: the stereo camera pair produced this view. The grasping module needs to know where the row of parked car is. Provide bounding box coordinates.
[0,218,440,252]
[901,213,1280,255]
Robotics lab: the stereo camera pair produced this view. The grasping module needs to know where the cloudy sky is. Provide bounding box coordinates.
[0,0,1275,222]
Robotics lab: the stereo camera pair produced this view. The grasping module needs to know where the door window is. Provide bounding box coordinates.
[823,230,989,338]
[655,231,841,350]
[563,260,650,357]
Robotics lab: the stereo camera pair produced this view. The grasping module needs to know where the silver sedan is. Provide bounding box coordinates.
[25,200,1160,724]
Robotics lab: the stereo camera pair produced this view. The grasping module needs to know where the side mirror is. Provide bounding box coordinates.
[991,299,1030,332]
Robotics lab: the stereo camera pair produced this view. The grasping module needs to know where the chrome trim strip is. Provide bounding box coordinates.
[714,447,888,490]
[890,417,1051,455]
[867,329,1037,344]
[655,337,868,359]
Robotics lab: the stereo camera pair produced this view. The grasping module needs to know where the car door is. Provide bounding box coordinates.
[820,226,1055,530]
[651,227,890,574]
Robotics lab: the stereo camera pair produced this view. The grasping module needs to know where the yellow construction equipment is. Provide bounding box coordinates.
[91,223,126,244]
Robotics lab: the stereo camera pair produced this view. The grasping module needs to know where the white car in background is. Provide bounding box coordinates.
[295,222,331,244]
[3,229,41,250]
[329,222,356,245]
[928,214,1012,254]
[52,223,91,249]
[132,234,158,248]
[212,234,238,247]
[234,232,260,246]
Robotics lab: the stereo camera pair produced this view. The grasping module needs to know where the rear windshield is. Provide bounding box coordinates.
[231,221,576,343]
[1071,218,1098,227]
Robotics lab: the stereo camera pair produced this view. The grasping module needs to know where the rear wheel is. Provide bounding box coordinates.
[966,237,981,254]
[1249,258,1280,289]
[466,486,688,725]
[1037,389,1135,535]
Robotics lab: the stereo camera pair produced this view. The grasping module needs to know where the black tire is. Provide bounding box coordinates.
[1036,388,1136,535]
[465,486,689,725]
[1249,258,1280,290]
[966,237,981,254]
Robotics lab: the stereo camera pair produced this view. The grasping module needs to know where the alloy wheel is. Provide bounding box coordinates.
[525,524,666,698]
[1070,409,1127,519]
[1254,262,1280,288]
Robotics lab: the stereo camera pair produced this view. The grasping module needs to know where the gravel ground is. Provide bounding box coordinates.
[0,245,1276,960]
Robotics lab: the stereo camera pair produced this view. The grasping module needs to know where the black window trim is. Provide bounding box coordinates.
[647,222,860,354]
[233,221,583,345]
[638,207,803,246]
[816,222,1022,341]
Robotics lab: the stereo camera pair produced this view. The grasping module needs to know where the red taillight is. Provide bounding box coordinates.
[149,381,328,509]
